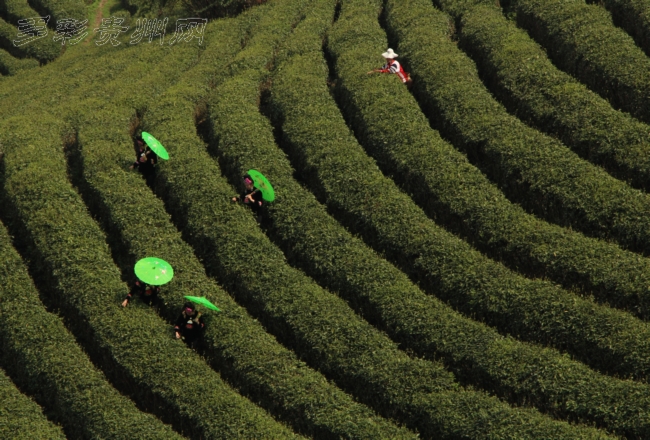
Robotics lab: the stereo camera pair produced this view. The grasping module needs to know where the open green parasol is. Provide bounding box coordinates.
[134,257,174,285]
[184,296,221,311]
[141,132,169,160]
[247,169,275,202]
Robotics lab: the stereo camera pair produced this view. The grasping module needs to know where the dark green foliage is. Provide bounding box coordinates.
[327,0,650,384]
[135,0,579,437]
[202,0,650,436]
[593,0,650,57]
[0,220,183,439]
[182,0,265,19]
[457,4,650,193]
[0,16,61,63]
[261,3,650,437]
[0,367,66,439]
[354,0,650,322]
[513,0,650,125]
[0,48,38,74]
[383,0,650,258]
[27,0,87,24]
[0,114,299,440]
[62,2,417,437]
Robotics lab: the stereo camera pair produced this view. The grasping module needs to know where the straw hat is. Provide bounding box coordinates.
[382,48,399,59]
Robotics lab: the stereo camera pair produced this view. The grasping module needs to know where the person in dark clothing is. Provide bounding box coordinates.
[130,137,158,185]
[231,174,264,215]
[122,280,160,307]
[174,302,204,347]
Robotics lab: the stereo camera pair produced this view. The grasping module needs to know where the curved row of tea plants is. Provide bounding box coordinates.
[136,10,610,438]
[327,0,650,382]
[28,0,87,24]
[62,2,417,437]
[205,4,620,438]
[0,113,299,439]
[453,3,650,193]
[593,0,650,56]
[209,3,650,437]
[307,0,650,326]
[0,48,38,74]
[74,107,414,440]
[261,8,650,438]
[0,219,182,439]
[0,16,61,63]
[377,0,650,319]
[143,33,474,440]
[512,0,650,126]
[0,367,65,439]
[383,0,650,259]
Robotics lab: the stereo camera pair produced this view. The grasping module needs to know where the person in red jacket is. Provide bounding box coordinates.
[368,48,412,87]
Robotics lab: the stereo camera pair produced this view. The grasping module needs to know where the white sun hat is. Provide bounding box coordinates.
[382,48,399,58]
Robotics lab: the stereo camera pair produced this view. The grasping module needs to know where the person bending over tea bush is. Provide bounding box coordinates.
[174,302,205,348]
[121,280,161,307]
[231,174,264,215]
[368,48,412,87]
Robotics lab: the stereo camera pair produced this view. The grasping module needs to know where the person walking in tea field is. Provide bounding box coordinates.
[368,48,412,87]
[231,174,264,215]
[129,136,158,184]
[174,302,205,348]
[121,280,160,307]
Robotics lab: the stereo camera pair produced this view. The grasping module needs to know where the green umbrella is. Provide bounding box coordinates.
[141,132,169,160]
[184,296,221,311]
[247,169,275,202]
[134,257,174,285]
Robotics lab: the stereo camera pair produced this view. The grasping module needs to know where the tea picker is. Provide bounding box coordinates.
[122,257,174,307]
[367,48,412,87]
[129,132,170,185]
[231,169,276,217]
[175,296,221,348]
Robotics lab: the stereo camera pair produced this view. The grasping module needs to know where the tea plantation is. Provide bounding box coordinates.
[1,0,650,437]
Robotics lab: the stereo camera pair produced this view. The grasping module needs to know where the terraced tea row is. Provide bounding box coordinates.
[512,0,650,126]
[201,0,650,437]
[0,219,182,439]
[313,0,650,330]
[0,367,65,439]
[451,3,650,193]
[329,0,650,383]
[130,2,611,437]
[63,1,416,438]
[595,0,650,56]
[383,0,650,260]
[0,109,298,440]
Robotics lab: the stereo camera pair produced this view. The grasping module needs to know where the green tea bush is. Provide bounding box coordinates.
[339,0,650,321]
[513,0,650,125]
[0,16,61,62]
[381,0,650,259]
[0,48,38,74]
[0,220,182,439]
[199,2,647,433]
[139,0,609,438]
[288,0,650,327]
[326,0,650,383]
[0,114,300,440]
[152,76,613,440]
[60,4,417,437]
[592,0,650,56]
[256,8,650,437]
[0,367,66,439]
[457,4,650,192]
[27,0,86,24]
